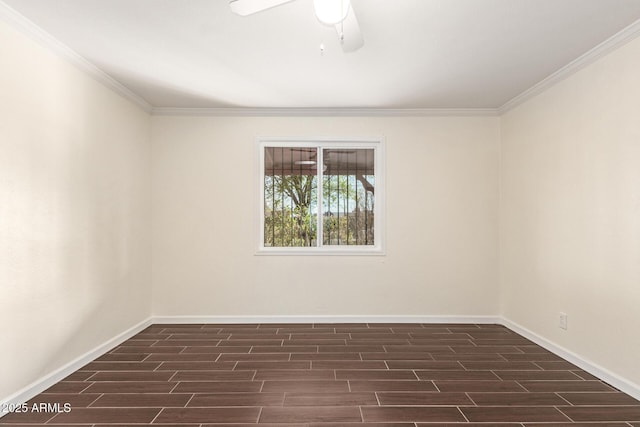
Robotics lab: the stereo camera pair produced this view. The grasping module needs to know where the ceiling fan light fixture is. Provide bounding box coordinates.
[313,0,350,25]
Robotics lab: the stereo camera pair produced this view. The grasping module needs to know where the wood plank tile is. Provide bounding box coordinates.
[145,353,223,361]
[319,345,385,353]
[217,353,290,361]
[90,393,191,407]
[262,380,350,393]
[156,340,221,346]
[291,353,362,361]
[414,370,498,380]
[468,392,568,406]
[112,346,184,354]
[87,371,174,382]
[252,345,317,353]
[417,424,522,427]
[501,353,564,361]
[312,424,413,427]
[259,406,362,423]
[287,339,348,346]
[80,361,161,371]
[188,392,284,407]
[361,406,466,422]
[494,370,583,380]
[460,361,541,370]
[0,410,57,424]
[335,370,417,380]
[434,380,526,392]
[83,381,177,394]
[347,339,410,346]
[95,353,149,362]
[154,407,260,423]
[61,371,95,381]
[559,406,640,421]
[360,352,435,360]
[172,381,262,393]
[312,361,387,369]
[559,392,640,406]
[525,423,631,427]
[254,369,335,380]
[349,380,437,392]
[349,333,411,339]
[156,361,235,370]
[235,360,311,369]
[383,345,453,353]
[535,360,580,370]
[171,370,254,381]
[461,406,571,422]
[519,380,616,392]
[408,339,475,345]
[219,339,284,346]
[291,334,350,340]
[376,391,472,405]
[518,345,554,354]
[48,408,161,424]
[182,346,243,354]
[450,345,522,354]
[27,393,101,408]
[284,392,378,406]
[385,360,463,370]
[431,353,506,361]
[202,424,306,427]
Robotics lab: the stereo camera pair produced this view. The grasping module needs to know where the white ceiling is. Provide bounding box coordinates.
[3,0,640,110]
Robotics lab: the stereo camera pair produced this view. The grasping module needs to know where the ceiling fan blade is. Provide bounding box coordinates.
[335,5,364,52]
[230,0,296,16]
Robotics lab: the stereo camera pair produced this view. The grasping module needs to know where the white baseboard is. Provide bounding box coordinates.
[151,314,502,325]
[0,317,153,416]
[501,316,640,401]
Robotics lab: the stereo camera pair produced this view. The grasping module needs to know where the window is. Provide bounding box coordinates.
[258,138,384,254]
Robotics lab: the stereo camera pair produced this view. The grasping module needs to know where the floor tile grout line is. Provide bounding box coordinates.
[456,405,470,422]
[85,392,104,408]
[554,404,576,422]
[183,393,196,408]
[147,406,163,424]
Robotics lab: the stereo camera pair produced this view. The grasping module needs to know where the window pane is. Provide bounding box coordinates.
[322,148,375,246]
[264,147,318,247]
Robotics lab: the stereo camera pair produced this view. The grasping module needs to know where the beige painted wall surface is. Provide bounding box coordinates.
[0,21,151,400]
[500,36,640,385]
[152,115,500,316]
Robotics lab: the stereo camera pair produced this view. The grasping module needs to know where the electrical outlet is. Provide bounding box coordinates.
[559,312,568,330]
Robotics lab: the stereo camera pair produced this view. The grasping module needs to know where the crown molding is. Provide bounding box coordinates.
[499,18,640,114]
[0,1,152,113]
[150,107,500,117]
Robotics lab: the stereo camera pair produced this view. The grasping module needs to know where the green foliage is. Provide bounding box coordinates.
[264,174,374,247]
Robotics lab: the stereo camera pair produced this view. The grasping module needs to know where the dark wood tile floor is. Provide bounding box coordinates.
[2,323,639,426]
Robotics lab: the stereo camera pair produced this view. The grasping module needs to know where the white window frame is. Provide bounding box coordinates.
[257,137,385,255]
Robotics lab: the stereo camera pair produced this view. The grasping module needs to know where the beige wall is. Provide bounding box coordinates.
[151,116,500,316]
[500,36,640,385]
[0,20,151,400]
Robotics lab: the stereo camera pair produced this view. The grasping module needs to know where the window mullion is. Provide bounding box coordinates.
[316,146,324,248]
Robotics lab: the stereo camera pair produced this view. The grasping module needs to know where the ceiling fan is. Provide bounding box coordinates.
[229,0,364,52]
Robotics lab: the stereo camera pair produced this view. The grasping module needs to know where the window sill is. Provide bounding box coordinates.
[255,247,385,256]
